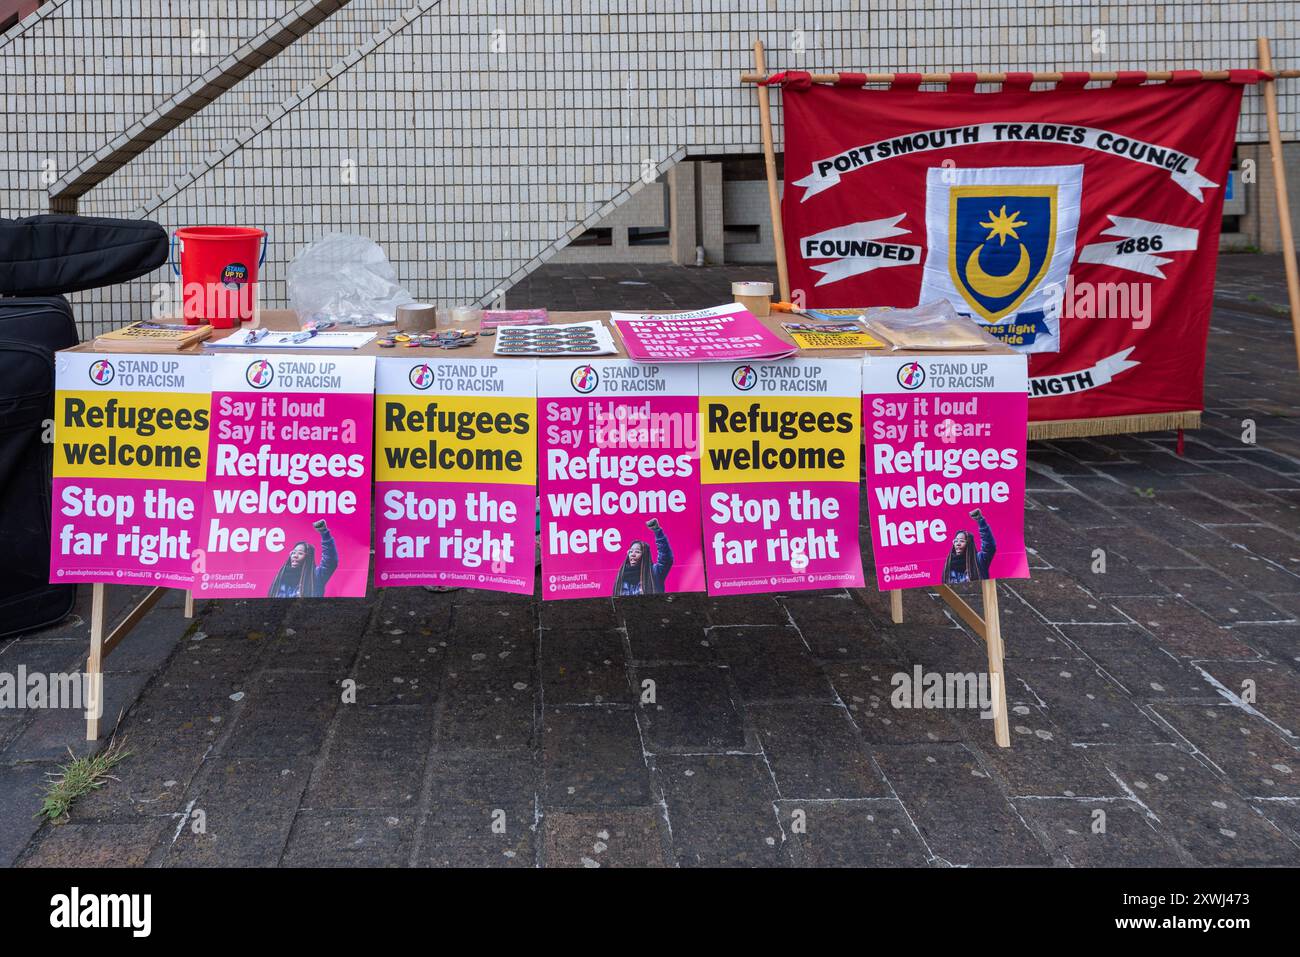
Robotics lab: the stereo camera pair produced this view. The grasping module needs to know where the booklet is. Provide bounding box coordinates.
[611,303,796,362]
[93,319,212,352]
[781,314,886,350]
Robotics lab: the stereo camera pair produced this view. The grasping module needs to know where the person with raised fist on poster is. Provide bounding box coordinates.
[268,519,339,598]
[613,518,674,597]
[942,508,997,584]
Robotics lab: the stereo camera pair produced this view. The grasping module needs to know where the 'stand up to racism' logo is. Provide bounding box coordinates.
[245,359,275,389]
[88,359,115,385]
[731,365,758,391]
[221,262,250,287]
[408,363,434,390]
[896,361,926,390]
[570,364,599,394]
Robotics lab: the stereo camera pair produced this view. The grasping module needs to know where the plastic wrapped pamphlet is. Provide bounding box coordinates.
[862,300,998,351]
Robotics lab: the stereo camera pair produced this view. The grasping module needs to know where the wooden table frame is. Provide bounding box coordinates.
[77,525,1016,748]
[82,581,1010,746]
[74,310,1018,748]
[890,582,1011,748]
[85,584,194,740]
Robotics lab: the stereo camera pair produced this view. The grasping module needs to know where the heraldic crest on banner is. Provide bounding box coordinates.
[919,165,1082,354]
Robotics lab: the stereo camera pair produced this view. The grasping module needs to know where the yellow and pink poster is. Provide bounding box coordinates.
[50,353,210,588]
[699,358,864,595]
[539,359,704,599]
[374,357,537,593]
[197,354,375,598]
[862,354,1030,590]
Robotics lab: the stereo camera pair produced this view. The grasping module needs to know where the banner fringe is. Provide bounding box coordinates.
[1028,411,1201,440]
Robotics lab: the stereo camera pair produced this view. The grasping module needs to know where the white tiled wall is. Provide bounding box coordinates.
[723,178,777,264]
[2,0,1296,336]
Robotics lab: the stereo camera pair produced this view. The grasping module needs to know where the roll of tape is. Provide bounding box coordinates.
[396,302,438,333]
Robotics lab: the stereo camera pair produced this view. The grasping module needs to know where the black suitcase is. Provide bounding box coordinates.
[0,296,78,637]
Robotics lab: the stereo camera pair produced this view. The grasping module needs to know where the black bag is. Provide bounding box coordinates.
[0,215,168,297]
[0,296,78,637]
[0,214,170,637]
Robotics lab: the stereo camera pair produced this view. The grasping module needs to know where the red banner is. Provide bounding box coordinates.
[780,82,1244,422]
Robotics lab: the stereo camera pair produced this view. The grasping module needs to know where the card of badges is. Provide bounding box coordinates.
[493,320,617,356]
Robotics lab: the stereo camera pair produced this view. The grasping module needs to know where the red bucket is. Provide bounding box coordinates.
[173,226,266,327]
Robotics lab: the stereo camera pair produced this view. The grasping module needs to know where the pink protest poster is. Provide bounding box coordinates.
[699,359,864,595]
[862,354,1030,591]
[374,357,537,593]
[50,353,210,588]
[539,359,704,599]
[197,354,375,598]
[611,304,796,362]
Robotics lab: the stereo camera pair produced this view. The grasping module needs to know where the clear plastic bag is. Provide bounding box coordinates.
[863,300,997,351]
[287,233,414,327]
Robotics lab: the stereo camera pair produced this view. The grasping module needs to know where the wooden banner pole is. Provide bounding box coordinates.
[753,40,791,302]
[740,68,1300,85]
[1258,37,1300,371]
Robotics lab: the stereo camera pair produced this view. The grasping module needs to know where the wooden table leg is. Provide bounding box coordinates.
[889,589,904,624]
[86,583,105,741]
[981,580,1010,748]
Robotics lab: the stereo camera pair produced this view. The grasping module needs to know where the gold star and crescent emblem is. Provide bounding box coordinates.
[965,205,1032,298]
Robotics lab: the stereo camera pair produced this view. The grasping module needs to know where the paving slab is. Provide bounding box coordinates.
[776,798,930,867]
[1189,660,1300,739]
[164,757,311,867]
[19,819,168,868]
[539,807,668,867]
[1013,797,1189,866]
[438,668,536,750]
[539,628,631,705]
[632,663,748,754]
[707,625,837,702]
[1012,659,1173,745]
[0,763,51,866]
[621,598,714,662]
[827,656,965,745]
[1097,745,1300,866]
[541,706,651,808]
[304,705,434,809]
[961,704,1125,799]
[1228,624,1300,669]
[748,701,889,799]
[1113,596,1262,659]
[282,810,418,867]
[1151,702,1300,798]
[655,753,788,867]
[872,743,1052,866]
